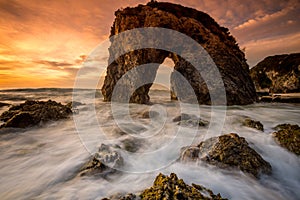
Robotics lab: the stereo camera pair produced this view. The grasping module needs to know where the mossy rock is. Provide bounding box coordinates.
[273,124,300,155]
[140,173,226,200]
[181,133,272,178]
[242,118,264,131]
[103,173,227,199]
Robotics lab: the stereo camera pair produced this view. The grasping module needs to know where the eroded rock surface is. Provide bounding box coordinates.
[250,53,300,93]
[181,133,272,178]
[101,1,257,105]
[0,100,72,128]
[273,124,300,155]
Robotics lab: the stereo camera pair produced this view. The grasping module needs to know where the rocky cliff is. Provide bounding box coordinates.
[101,1,257,105]
[250,53,300,93]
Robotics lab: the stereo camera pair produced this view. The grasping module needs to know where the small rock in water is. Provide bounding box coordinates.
[141,110,160,119]
[173,113,208,127]
[0,100,72,129]
[273,124,300,155]
[79,144,123,177]
[121,138,143,153]
[180,133,272,178]
[242,118,264,131]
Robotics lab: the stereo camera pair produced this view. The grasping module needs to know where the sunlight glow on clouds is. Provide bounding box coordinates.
[0,0,299,88]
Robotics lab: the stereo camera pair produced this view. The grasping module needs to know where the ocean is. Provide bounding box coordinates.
[0,88,299,199]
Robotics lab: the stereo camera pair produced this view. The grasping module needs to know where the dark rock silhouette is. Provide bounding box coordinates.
[0,100,72,128]
[180,133,272,178]
[101,1,257,105]
[250,53,300,93]
[273,124,300,155]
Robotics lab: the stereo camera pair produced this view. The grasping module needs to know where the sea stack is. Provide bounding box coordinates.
[250,53,300,93]
[101,1,257,105]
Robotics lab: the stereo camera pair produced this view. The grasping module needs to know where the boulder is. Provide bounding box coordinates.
[0,100,72,128]
[242,118,264,131]
[101,1,257,105]
[79,144,123,177]
[273,124,300,155]
[102,173,227,200]
[180,133,272,178]
[250,53,300,93]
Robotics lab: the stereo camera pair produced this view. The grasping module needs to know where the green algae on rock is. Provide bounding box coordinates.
[273,124,300,155]
[103,173,227,200]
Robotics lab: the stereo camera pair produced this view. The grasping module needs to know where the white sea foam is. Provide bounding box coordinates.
[0,89,299,199]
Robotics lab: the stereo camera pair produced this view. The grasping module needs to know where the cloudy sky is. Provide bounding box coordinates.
[0,0,299,89]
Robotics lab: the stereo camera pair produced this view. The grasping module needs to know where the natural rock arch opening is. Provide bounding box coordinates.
[101,1,257,105]
[151,57,175,99]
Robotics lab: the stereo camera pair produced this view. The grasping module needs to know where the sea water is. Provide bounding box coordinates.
[0,88,299,200]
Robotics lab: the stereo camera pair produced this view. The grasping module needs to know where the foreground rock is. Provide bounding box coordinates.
[101,1,257,105]
[173,113,208,127]
[0,100,72,128]
[250,53,300,93]
[181,133,272,178]
[242,118,264,131]
[103,173,227,200]
[273,124,300,155]
[79,144,123,177]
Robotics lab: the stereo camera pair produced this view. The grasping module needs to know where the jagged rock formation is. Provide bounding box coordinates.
[0,100,72,128]
[250,53,300,93]
[101,1,257,105]
[102,173,227,200]
[180,133,272,178]
[273,124,300,155]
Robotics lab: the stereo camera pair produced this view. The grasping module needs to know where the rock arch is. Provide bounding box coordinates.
[101,1,257,105]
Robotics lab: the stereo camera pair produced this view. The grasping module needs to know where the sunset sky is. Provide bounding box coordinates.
[0,0,299,89]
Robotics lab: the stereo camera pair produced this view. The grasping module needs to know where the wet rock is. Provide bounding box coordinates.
[181,133,272,178]
[0,100,72,128]
[140,173,226,200]
[121,137,143,153]
[273,124,300,155]
[79,144,123,177]
[141,110,160,119]
[103,173,227,200]
[101,2,257,105]
[173,113,208,127]
[250,53,300,93]
[242,118,264,131]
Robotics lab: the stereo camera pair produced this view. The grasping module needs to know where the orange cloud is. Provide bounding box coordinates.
[0,0,299,88]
